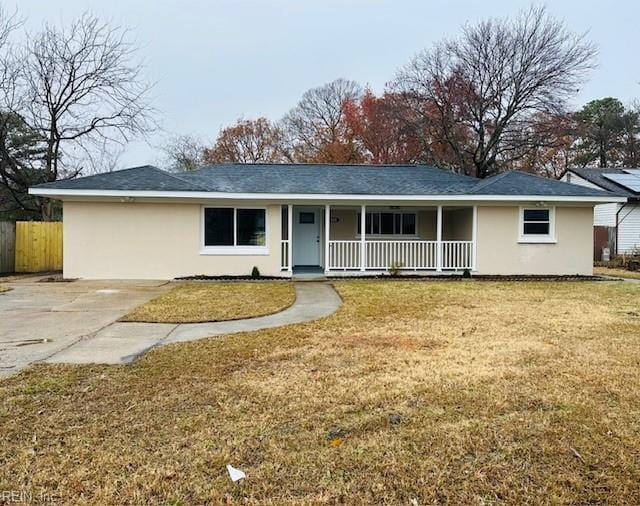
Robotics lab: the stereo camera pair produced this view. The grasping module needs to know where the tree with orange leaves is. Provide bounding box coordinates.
[342,90,422,164]
[203,117,286,164]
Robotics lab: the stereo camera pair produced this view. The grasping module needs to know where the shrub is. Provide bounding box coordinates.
[251,266,260,278]
[462,268,471,278]
[388,261,404,277]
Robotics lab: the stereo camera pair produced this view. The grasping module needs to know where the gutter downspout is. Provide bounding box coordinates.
[615,199,638,256]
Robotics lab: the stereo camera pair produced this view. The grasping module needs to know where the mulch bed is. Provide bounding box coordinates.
[176,273,615,282]
[327,274,614,281]
[175,274,289,281]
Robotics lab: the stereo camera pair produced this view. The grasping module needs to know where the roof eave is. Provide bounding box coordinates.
[28,187,628,203]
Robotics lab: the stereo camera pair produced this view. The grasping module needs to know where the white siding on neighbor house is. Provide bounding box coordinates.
[561,172,619,226]
[618,204,640,254]
[593,203,620,227]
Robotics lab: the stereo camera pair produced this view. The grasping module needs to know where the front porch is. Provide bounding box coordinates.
[280,204,477,274]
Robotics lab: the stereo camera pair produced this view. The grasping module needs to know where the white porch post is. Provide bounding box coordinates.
[287,204,293,273]
[324,204,330,274]
[436,205,443,272]
[360,204,366,271]
[472,205,477,271]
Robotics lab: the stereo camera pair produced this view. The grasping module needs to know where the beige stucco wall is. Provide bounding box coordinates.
[63,201,284,279]
[330,209,358,240]
[476,206,593,275]
[443,208,473,240]
[62,201,594,279]
[418,209,437,240]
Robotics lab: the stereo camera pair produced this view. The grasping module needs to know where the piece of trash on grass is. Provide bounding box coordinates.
[329,437,343,448]
[226,464,246,482]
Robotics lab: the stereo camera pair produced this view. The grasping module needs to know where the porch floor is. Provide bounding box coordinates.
[292,266,326,280]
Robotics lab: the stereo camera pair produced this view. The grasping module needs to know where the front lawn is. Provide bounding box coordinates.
[594,266,640,280]
[2,280,640,504]
[120,281,295,323]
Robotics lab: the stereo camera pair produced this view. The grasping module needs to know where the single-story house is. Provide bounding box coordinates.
[29,164,625,279]
[560,168,640,258]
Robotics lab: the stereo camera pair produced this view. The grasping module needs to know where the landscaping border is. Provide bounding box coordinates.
[327,274,614,282]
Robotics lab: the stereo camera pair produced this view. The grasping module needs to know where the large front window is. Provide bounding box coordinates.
[203,207,266,253]
[357,212,416,236]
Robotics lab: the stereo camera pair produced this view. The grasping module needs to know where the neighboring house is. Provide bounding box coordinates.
[560,168,640,258]
[29,164,623,280]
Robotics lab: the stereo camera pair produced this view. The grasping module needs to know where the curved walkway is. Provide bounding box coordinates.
[46,282,342,365]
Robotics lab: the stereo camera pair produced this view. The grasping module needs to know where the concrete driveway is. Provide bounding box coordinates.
[0,276,170,378]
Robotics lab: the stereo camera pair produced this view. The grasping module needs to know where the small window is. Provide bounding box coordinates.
[520,207,555,242]
[523,209,550,235]
[299,212,315,224]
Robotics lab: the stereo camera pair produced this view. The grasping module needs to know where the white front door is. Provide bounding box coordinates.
[293,207,321,266]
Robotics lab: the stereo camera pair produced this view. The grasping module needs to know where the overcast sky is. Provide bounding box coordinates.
[14,0,640,168]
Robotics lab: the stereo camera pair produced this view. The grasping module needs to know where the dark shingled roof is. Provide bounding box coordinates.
[178,164,481,195]
[566,167,639,197]
[469,170,612,197]
[34,165,209,192]
[33,163,616,198]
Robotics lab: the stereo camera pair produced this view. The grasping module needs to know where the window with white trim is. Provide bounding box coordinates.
[203,207,266,249]
[357,212,416,235]
[519,207,555,242]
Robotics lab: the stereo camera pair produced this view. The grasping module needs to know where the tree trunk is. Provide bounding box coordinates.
[474,160,491,179]
[40,199,53,221]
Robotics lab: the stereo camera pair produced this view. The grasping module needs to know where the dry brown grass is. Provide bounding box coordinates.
[120,281,295,323]
[594,266,640,280]
[0,284,9,293]
[2,280,640,504]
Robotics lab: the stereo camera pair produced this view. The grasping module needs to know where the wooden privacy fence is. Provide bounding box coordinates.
[14,221,63,273]
[0,221,16,273]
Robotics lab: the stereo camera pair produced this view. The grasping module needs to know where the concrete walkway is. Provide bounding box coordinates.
[0,279,171,378]
[45,282,342,366]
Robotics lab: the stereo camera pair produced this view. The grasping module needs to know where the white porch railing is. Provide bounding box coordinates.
[366,241,438,270]
[327,240,473,271]
[441,241,473,270]
[328,240,361,270]
[280,240,290,270]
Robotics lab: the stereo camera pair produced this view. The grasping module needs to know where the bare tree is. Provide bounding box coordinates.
[282,78,363,162]
[203,117,286,164]
[161,134,205,171]
[391,7,597,178]
[0,7,46,219]
[7,13,156,219]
